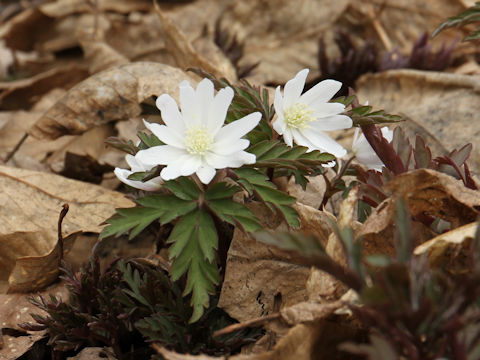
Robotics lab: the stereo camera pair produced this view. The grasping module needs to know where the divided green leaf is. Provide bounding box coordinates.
[100,194,197,240]
[234,167,300,228]
[168,209,220,322]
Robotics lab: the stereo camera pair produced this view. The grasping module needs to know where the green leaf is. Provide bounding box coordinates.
[204,182,241,200]
[233,168,300,228]
[127,166,161,182]
[167,209,220,322]
[433,2,480,40]
[348,106,403,127]
[247,140,334,181]
[137,131,164,149]
[207,198,262,233]
[105,137,137,155]
[163,177,201,200]
[100,195,197,240]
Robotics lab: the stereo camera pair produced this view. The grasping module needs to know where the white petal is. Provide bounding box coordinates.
[283,128,294,147]
[160,162,182,181]
[300,79,342,106]
[352,127,361,151]
[179,154,202,176]
[211,138,250,155]
[310,102,345,118]
[283,69,308,108]
[114,168,162,191]
[322,160,336,168]
[125,154,154,172]
[205,151,255,169]
[274,86,284,114]
[143,121,185,149]
[291,128,316,151]
[135,146,187,167]
[196,78,214,126]
[381,126,394,142]
[309,115,353,131]
[272,116,286,136]
[179,80,197,124]
[208,86,234,135]
[196,166,216,184]
[214,112,261,144]
[294,129,347,157]
[356,150,383,171]
[204,152,231,168]
[155,94,185,134]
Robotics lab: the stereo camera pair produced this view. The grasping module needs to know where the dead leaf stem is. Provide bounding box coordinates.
[4,133,28,163]
[57,204,69,260]
[212,312,281,338]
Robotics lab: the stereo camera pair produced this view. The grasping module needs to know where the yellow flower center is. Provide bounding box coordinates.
[184,125,213,155]
[284,103,315,130]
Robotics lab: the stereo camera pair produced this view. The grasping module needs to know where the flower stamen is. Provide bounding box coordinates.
[284,103,315,130]
[184,125,213,155]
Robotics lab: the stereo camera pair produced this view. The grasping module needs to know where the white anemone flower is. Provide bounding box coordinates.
[135,78,262,185]
[273,68,352,158]
[352,126,394,171]
[114,154,163,191]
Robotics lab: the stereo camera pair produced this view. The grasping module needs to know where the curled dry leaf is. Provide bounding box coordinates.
[221,0,350,84]
[0,333,45,360]
[348,1,463,52]
[157,321,348,360]
[154,3,236,80]
[0,64,89,110]
[358,169,480,257]
[0,8,54,51]
[0,165,134,293]
[356,70,480,174]
[40,0,153,18]
[79,36,130,74]
[414,221,478,272]
[308,188,360,303]
[218,202,334,322]
[0,282,68,330]
[28,62,196,140]
[280,301,342,326]
[67,347,117,360]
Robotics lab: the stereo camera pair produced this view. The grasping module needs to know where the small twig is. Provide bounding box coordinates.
[4,133,28,163]
[213,312,281,338]
[57,204,69,260]
[366,4,392,51]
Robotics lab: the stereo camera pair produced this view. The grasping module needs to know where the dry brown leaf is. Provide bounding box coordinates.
[0,64,88,110]
[414,221,478,272]
[156,322,321,360]
[280,301,342,326]
[67,347,116,360]
[154,3,236,80]
[218,202,334,322]
[356,69,480,174]
[358,169,480,257]
[0,281,68,358]
[40,0,152,18]
[307,188,360,303]
[0,8,54,51]
[0,333,45,359]
[222,0,350,84]
[348,1,464,52]
[285,175,326,209]
[0,281,68,330]
[0,165,134,293]
[28,62,196,140]
[79,36,130,74]
[46,124,115,181]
